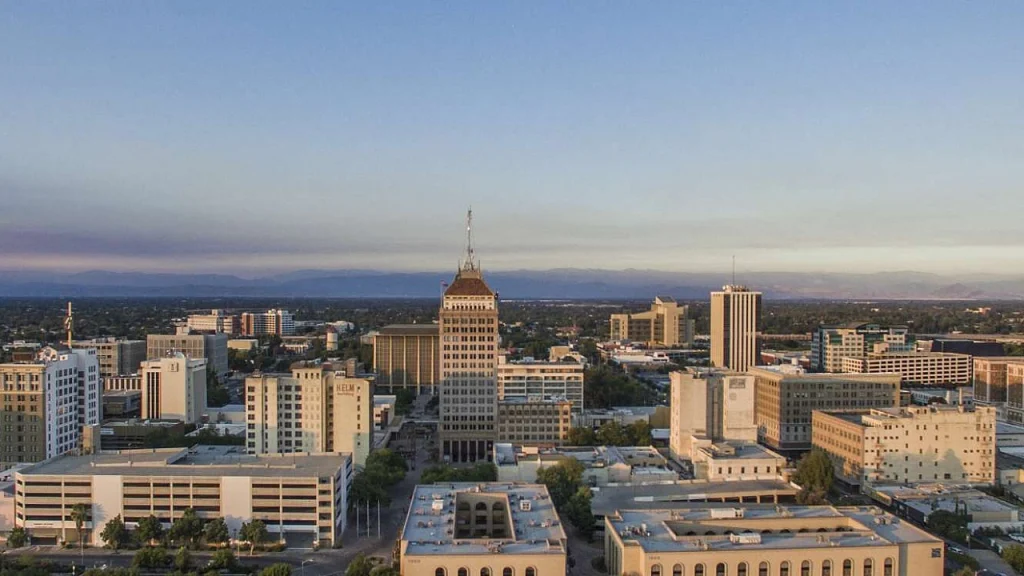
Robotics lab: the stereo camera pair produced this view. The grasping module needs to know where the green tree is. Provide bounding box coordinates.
[345,553,375,576]
[203,517,230,546]
[567,427,597,446]
[792,449,834,504]
[927,510,969,543]
[240,519,269,555]
[626,421,653,445]
[952,568,974,576]
[369,567,400,576]
[260,564,294,576]
[132,546,170,569]
[101,514,127,550]
[175,546,193,571]
[536,458,585,508]
[136,515,164,545]
[1004,544,1024,573]
[208,549,239,571]
[566,486,597,541]
[168,508,204,548]
[596,421,630,446]
[71,502,89,551]
[7,526,27,548]
[395,388,416,415]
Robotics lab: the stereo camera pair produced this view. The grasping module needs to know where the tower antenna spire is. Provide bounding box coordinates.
[64,302,73,349]
[464,206,475,270]
[732,255,736,286]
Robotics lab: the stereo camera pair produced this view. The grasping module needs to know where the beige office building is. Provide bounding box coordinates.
[750,367,900,452]
[373,324,440,394]
[14,447,351,547]
[610,297,694,347]
[1005,362,1024,425]
[669,369,756,461]
[710,286,762,372]
[140,354,207,425]
[0,347,100,468]
[439,253,500,463]
[399,483,566,576]
[496,396,572,446]
[147,333,228,376]
[246,362,373,467]
[605,506,944,576]
[812,405,996,488]
[104,374,142,392]
[186,309,239,334]
[811,324,913,373]
[840,352,972,386]
[72,338,145,379]
[974,357,1024,405]
[497,356,584,414]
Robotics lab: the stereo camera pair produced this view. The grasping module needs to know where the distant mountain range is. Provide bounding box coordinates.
[1,269,1023,300]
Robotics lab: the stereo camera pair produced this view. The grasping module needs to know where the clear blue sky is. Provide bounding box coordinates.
[2,2,1022,276]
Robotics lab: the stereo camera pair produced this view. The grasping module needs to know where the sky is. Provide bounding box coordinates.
[2,2,1023,276]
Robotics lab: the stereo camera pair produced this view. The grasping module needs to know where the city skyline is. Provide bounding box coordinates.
[3,3,1023,274]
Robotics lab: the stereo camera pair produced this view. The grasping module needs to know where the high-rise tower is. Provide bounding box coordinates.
[439,209,500,463]
[710,285,762,372]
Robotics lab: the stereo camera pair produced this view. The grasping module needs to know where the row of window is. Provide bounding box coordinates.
[437,567,535,576]
[649,558,894,576]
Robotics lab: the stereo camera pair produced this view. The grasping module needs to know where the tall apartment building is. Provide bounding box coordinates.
[710,285,762,372]
[439,227,500,463]
[840,352,972,386]
[496,396,572,446]
[813,405,996,488]
[609,296,694,347]
[974,357,1024,405]
[240,309,295,336]
[72,338,145,379]
[750,367,900,452]
[669,369,756,461]
[147,333,228,376]
[604,506,944,576]
[811,323,914,372]
[186,309,239,334]
[15,447,351,547]
[497,356,584,414]
[140,354,208,425]
[0,347,100,468]
[372,324,440,394]
[246,362,373,467]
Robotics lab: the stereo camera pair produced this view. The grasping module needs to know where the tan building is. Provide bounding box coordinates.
[1008,363,1024,424]
[811,324,913,373]
[246,362,373,467]
[692,442,787,482]
[610,297,694,347]
[710,285,762,372]
[72,338,145,379]
[104,374,141,392]
[669,369,756,461]
[399,483,566,576]
[0,347,100,468]
[750,367,900,452]
[496,444,675,486]
[372,324,440,394]
[439,242,500,463]
[140,354,207,425]
[240,309,295,336]
[186,309,239,334]
[14,447,351,547]
[147,333,228,376]
[497,356,584,414]
[973,357,1024,405]
[840,352,972,386]
[813,406,996,488]
[604,506,944,576]
[496,396,572,446]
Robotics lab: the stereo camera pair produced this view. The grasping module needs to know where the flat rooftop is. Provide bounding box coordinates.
[18,446,349,479]
[607,506,940,553]
[499,445,667,469]
[402,483,566,557]
[591,479,800,517]
[699,443,785,461]
[998,422,1024,436]
[872,484,1018,516]
[377,324,439,336]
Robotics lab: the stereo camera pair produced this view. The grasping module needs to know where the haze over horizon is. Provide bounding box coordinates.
[2,3,1023,275]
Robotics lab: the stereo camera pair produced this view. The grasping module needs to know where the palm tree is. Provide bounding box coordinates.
[70,503,88,561]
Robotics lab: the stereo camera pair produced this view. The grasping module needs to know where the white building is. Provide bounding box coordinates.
[669,369,756,461]
[140,354,208,425]
[241,309,295,336]
[691,441,788,481]
[811,323,914,373]
[497,355,584,413]
[186,309,238,334]
[841,352,972,386]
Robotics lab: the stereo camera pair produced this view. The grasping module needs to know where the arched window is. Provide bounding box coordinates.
[842,560,853,576]
[695,565,705,576]
[780,562,790,576]
[526,568,536,576]
[759,563,769,576]
[716,563,727,576]
[503,568,513,576]
[475,502,488,511]
[882,559,893,576]
[492,502,504,511]
[652,564,662,576]
[862,560,873,576]
[822,560,832,576]
[436,569,447,576]
[459,568,468,576]
[738,563,748,576]
[801,561,811,576]
[481,569,491,576]
[673,564,684,576]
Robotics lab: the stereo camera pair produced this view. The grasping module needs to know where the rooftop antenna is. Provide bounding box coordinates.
[463,206,476,271]
[731,255,736,287]
[64,302,73,349]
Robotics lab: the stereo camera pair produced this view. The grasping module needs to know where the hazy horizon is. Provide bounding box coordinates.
[3,3,1023,275]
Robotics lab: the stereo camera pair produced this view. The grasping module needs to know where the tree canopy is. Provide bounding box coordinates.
[101,515,127,550]
[793,449,833,504]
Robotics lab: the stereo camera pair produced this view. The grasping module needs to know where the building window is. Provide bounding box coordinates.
[737,563,747,576]
[821,560,832,576]
[780,562,790,576]
[652,565,662,576]
[482,569,491,576]
[716,564,727,576]
[503,569,513,576]
[801,562,810,576]
[673,565,683,576]
[459,569,468,576]
[759,563,769,576]
[436,569,446,576]
[525,569,535,576]
[842,560,852,576]
[882,559,892,576]
[862,560,872,576]
[694,566,705,576]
